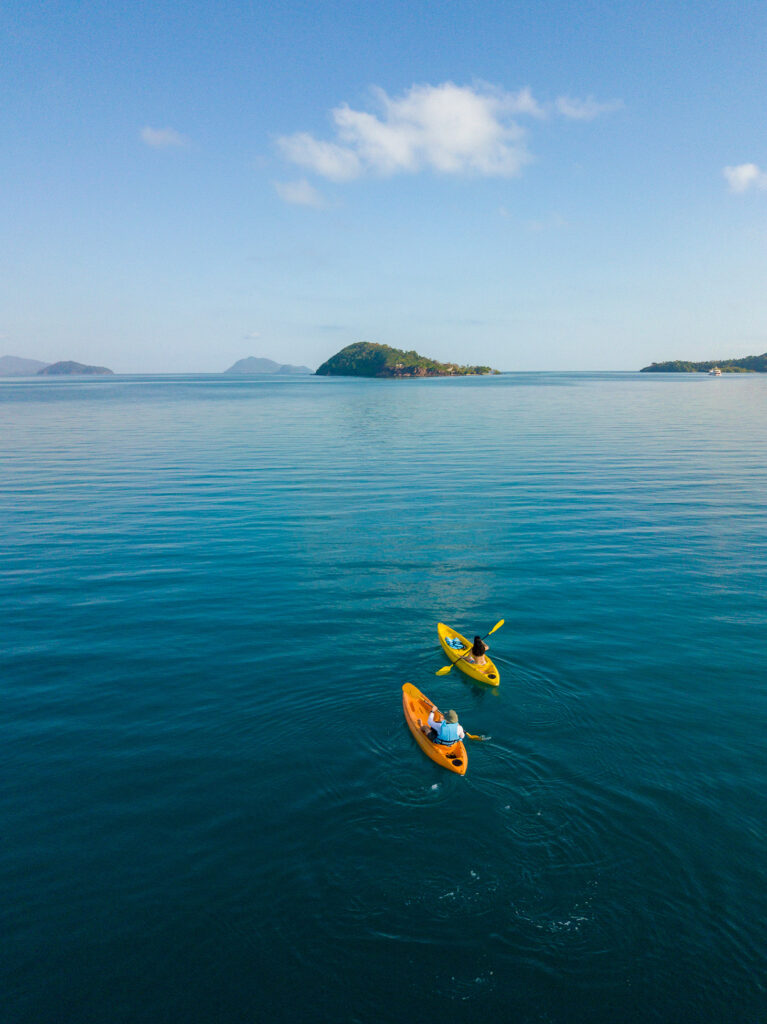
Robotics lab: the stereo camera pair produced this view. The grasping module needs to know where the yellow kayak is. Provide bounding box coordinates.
[437,622,500,686]
[402,683,467,775]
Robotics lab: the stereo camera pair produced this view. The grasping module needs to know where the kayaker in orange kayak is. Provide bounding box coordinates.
[466,635,489,667]
[425,707,465,745]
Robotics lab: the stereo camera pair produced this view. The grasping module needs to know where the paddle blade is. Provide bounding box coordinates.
[435,664,454,676]
[488,618,505,635]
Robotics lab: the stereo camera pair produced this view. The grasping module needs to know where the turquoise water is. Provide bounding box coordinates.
[2,372,766,1023]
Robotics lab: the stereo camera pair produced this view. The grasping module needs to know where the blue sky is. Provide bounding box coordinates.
[2,0,767,372]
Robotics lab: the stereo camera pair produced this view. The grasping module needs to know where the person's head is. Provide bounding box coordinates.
[472,636,484,655]
[445,709,459,724]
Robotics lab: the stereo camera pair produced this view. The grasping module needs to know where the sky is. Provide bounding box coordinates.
[2,0,767,372]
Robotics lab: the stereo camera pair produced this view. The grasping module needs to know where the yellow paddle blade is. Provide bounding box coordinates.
[435,664,454,676]
[488,618,505,635]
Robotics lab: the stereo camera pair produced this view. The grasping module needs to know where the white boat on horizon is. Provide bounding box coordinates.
[708,366,722,376]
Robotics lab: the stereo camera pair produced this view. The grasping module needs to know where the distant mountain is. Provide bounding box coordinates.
[0,355,50,376]
[224,357,313,375]
[640,353,767,373]
[315,342,498,378]
[37,361,114,376]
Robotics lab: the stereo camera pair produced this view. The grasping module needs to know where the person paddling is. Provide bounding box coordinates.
[466,635,488,667]
[425,707,465,745]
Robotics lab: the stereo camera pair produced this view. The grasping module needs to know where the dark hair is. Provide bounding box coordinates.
[472,636,485,656]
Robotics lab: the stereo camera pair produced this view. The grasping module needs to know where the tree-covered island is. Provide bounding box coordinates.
[640,353,767,373]
[38,360,114,375]
[315,342,498,378]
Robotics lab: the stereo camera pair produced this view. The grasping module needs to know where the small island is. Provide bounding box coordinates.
[224,357,312,375]
[37,361,114,376]
[640,353,767,373]
[315,342,498,378]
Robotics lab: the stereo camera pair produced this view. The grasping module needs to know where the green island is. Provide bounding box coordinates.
[315,342,498,378]
[38,360,114,376]
[640,353,767,373]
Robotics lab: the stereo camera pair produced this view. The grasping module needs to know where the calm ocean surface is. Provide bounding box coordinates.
[2,372,766,1023]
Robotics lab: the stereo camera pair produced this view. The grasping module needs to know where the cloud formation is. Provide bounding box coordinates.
[140,126,189,149]
[555,95,623,120]
[724,163,767,193]
[274,179,326,206]
[277,82,619,182]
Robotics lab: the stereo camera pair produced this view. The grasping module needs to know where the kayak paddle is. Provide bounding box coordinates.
[465,733,491,742]
[435,619,505,676]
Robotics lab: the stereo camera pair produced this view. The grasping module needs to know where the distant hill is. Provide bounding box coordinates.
[224,357,313,375]
[37,361,114,376]
[641,353,767,373]
[0,355,50,376]
[315,342,498,378]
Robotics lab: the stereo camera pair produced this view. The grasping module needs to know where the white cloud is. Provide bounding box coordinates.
[243,331,261,340]
[140,126,189,149]
[277,135,362,182]
[724,163,767,193]
[555,95,623,120]
[277,82,621,182]
[505,86,547,118]
[274,179,326,207]
[277,82,538,180]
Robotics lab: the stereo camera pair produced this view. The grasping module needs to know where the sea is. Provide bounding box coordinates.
[2,371,766,1023]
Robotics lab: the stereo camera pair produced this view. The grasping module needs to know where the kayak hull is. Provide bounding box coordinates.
[437,622,500,686]
[402,683,467,775]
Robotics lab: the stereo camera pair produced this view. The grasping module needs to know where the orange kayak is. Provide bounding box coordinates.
[402,682,467,775]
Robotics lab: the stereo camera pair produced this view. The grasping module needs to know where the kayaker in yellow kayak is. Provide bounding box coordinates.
[425,707,465,745]
[466,635,489,667]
